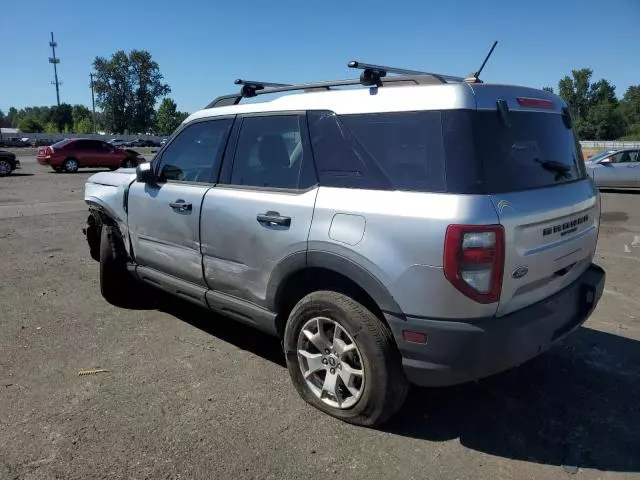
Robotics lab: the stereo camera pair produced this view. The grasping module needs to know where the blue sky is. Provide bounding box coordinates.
[1,0,638,113]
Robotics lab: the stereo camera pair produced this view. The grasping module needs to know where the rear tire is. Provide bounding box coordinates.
[284,291,409,427]
[99,226,135,306]
[63,158,79,173]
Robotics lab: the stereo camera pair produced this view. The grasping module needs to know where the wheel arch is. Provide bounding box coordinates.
[268,251,405,337]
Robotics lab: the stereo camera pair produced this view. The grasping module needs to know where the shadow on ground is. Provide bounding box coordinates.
[387,327,640,472]
[158,297,286,367]
[130,297,640,472]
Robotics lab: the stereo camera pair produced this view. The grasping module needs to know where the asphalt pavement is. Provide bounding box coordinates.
[1,155,639,480]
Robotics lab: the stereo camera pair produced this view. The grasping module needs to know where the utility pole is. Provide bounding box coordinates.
[89,73,97,133]
[48,32,61,106]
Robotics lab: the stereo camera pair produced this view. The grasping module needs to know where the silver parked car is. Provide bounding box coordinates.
[83,61,605,426]
[586,149,640,188]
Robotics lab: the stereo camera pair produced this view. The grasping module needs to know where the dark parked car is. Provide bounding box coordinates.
[0,150,21,176]
[0,137,30,148]
[37,138,143,173]
[126,138,159,147]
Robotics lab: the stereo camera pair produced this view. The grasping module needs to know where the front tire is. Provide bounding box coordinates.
[122,157,136,169]
[99,226,135,306]
[284,291,409,427]
[0,159,12,177]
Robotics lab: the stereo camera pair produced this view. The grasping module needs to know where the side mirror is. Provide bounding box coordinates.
[136,162,156,184]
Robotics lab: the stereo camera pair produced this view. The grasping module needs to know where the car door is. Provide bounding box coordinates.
[127,117,235,300]
[69,140,95,167]
[200,113,318,327]
[93,140,119,168]
[594,151,635,187]
[629,150,640,187]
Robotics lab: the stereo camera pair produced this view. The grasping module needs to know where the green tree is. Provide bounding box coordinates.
[44,121,58,133]
[74,117,94,134]
[556,69,625,140]
[0,109,5,128]
[7,107,19,127]
[619,85,640,126]
[72,104,92,125]
[18,106,52,126]
[92,50,170,134]
[558,68,592,122]
[18,116,44,133]
[583,102,626,140]
[156,98,188,134]
[542,86,553,93]
[50,103,73,132]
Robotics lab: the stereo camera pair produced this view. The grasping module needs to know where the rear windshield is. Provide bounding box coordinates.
[471,111,585,193]
[51,139,72,149]
[307,109,585,194]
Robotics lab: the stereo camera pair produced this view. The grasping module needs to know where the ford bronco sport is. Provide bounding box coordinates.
[84,59,605,426]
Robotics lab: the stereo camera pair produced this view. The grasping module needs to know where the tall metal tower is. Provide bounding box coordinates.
[48,32,61,106]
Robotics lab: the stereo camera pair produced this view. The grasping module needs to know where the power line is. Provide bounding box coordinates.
[48,32,61,106]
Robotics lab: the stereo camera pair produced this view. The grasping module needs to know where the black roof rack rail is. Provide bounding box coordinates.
[204,61,465,108]
[347,60,463,86]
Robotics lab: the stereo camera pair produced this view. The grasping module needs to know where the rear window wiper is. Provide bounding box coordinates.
[534,159,572,179]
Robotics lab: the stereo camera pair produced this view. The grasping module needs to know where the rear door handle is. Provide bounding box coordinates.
[257,211,291,227]
[169,200,192,212]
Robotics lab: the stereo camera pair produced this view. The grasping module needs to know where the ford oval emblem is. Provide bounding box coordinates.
[512,266,529,279]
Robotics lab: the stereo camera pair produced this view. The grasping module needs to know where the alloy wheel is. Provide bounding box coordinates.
[297,317,365,409]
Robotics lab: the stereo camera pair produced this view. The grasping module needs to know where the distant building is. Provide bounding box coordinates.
[1,127,20,136]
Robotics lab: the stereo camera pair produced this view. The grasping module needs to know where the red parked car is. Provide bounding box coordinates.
[37,138,142,173]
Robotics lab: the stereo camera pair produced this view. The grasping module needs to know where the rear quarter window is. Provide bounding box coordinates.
[51,139,72,149]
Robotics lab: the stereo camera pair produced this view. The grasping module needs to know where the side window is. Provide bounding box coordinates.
[85,140,104,151]
[99,141,113,152]
[228,115,314,190]
[611,151,633,164]
[156,119,233,183]
[71,140,88,150]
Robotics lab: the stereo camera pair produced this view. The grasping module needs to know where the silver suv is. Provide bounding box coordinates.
[84,61,606,426]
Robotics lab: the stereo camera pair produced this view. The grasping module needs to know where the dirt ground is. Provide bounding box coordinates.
[1,156,639,480]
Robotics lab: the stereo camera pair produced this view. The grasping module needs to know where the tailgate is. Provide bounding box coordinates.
[491,180,599,316]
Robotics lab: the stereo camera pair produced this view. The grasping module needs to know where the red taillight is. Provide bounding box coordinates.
[443,225,505,304]
[516,97,555,109]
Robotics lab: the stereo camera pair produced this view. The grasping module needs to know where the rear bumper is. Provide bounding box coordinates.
[38,157,63,167]
[389,263,605,387]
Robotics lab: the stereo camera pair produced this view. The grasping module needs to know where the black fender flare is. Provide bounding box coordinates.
[266,250,405,319]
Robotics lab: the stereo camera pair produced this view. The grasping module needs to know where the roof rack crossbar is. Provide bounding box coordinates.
[233,79,292,98]
[347,60,463,86]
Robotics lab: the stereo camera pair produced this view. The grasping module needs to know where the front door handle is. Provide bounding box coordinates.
[169,200,192,212]
[257,211,291,227]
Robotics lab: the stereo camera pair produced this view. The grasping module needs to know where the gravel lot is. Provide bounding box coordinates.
[1,156,639,480]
